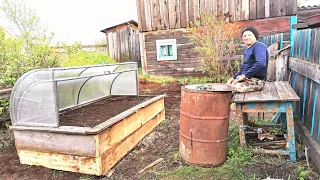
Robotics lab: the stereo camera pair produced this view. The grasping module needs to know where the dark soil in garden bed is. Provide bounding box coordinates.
[0,78,319,180]
[59,96,154,127]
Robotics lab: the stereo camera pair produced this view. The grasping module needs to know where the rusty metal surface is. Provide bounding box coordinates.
[179,86,232,166]
[184,83,233,92]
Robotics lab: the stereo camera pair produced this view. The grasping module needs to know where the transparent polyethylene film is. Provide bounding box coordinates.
[10,62,138,127]
[10,70,58,127]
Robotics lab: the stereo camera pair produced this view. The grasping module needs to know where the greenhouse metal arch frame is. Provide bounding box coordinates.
[10,62,138,127]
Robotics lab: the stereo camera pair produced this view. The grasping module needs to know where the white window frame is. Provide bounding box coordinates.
[156,39,177,61]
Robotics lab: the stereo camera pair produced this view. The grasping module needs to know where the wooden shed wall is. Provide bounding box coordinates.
[136,0,297,32]
[144,29,202,76]
[142,16,292,76]
[105,25,140,63]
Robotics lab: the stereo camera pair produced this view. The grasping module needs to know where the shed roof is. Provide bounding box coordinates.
[298,5,320,10]
[100,20,138,33]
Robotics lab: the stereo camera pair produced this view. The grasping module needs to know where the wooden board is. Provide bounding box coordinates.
[265,0,270,18]
[200,0,206,25]
[159,0,169,30]
[249,0,256,20]
[16,97,166,176]
[17,109,165,176]
[10,126,90,134]
[0,88,11,99]
[145,0,153,31]
[256,0,265,19]
[235,0,242,21]
[136,0,144,32]
[274,81,300,102]
[180,0,188,27]
[241,0,250,20]
[101,110,165,174]
[231,92,245,103]
[86,95,166,134]
[94,98,164,156]
[151,0,161,30]
[17,149,102,175]
[139,32,148,74]
[289,57,320,84]
[228,0,235,22]
[243,82,280,102]
[276,45,290,81]
[14,131,96,157]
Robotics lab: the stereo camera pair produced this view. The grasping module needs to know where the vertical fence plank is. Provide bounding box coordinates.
[249,0,256,20]
[265,0,270,18]
[217,0,223,16]
[269,0,275,17]
[229,0,235,22]
[159,0,169,30]
[168,0,175,29]
[290,16,298,57]
[108,33,114,58]
[189,0,199,25]
[241,0,249,20]
[256,0,265,19]
[145,0,153,31]
[180,0,188,27]
[168,0,180,29]
[151,0,161,31]
[200,0,206,25]
[138,0,147,31]
[117,30,122,61]
[235,0,242,21]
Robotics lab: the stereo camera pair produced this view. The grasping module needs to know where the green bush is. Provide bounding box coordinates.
[59,50,115,67]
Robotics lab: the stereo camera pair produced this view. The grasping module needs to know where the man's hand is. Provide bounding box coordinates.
[232,75,247,85]
[227,78,235,84]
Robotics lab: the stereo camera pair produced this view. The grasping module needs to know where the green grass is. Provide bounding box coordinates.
[156,124,255,180]
[138,74,218,85]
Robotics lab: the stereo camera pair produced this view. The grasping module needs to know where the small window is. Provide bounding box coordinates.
[156,39,177,61]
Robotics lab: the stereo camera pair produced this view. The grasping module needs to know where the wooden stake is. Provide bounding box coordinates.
[305,146,310,169]
[139,158,164,174]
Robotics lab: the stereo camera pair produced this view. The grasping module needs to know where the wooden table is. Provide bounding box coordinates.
[231,81,300,164]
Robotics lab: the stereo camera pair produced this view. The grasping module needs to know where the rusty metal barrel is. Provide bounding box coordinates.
[179,83,232,166]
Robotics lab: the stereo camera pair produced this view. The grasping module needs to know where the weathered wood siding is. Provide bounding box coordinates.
[136,0,297,32]
[144,29,202,76]
[142,16,292,76]
[105,25,140,63]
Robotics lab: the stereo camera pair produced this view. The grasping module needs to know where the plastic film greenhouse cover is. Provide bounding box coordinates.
[10,62,138,127]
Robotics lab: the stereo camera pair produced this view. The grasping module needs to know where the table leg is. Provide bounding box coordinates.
[236,104,246,147]
[286,102,296,163]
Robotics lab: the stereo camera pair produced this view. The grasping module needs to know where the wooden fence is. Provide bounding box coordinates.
[289,27,320,143]
[136,0,297,32]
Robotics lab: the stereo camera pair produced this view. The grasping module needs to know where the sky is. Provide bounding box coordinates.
[1,0,319,45]
[1,0,138,45]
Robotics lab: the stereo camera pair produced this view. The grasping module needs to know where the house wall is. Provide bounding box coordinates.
[144,29,202,76]
[142,16,292,76]
[136,0,297,32]
[105,25,140,64]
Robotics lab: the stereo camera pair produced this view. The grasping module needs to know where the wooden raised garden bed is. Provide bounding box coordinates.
[10,95,166,175]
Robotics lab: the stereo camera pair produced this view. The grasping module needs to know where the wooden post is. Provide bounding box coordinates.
[139,32,148,74]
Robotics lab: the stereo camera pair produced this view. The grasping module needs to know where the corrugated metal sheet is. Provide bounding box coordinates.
[298,5,320,10]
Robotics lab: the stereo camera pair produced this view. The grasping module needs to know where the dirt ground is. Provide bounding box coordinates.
[0,78,319,179]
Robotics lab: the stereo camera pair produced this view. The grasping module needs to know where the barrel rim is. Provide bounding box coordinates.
[181,86,233,93]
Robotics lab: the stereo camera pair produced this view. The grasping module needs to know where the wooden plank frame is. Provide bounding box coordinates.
[12,95,166,175]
